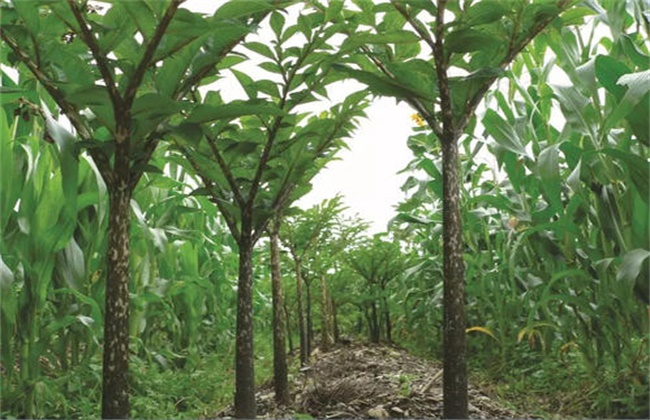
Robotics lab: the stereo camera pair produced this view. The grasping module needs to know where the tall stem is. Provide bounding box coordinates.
[294,258,308,366]
[441,135,467,419]
[234,214,256,419]
[269,221,290,405]
[102,170,132,419]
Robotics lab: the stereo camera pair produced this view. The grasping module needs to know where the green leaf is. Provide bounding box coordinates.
[0,254,14,291]
[463,0,508,27]
[600,148,650,204]
[231,69,258,99]
[602,71,650,139]
[385,59,438,102]
[341,30,420,51]
[332,64,432,102]
[551,85,596,136]
[214,0,275,20]
[66,85,112,107]
[616,70,650,102]
[559,6,597,26]
[0,108,18,232]
[172,123,204,145]
[12,0,40,34]
[132,93,184,119]
[43,107,78,217]
[245,41,275,60]
[446,29,501,53]
[186,100,284,124]
[325,0,344,21]
[537,145,562,212]
[620,35,650,71]
[121,1,157,42]
[270,11,285,38]
[595,55,630,99]
[97,3,135,53]
[617,249,650,289]
[156,38,202,98]
[482,109,527,156]
[56,238,85,291]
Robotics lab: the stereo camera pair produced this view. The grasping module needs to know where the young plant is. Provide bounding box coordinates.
[171,9,368,417]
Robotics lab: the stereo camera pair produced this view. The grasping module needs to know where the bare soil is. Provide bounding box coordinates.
[215,341,522,419]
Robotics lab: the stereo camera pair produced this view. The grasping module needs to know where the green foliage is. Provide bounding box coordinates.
[172,10,369,242]
[390,2,649,416]
[1,1,648,418]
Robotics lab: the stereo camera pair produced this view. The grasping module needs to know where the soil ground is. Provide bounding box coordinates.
[214,341,525,419]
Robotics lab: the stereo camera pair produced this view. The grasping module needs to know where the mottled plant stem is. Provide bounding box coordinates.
[102,164,132,419]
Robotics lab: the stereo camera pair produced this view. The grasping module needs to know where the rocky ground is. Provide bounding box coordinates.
[215,341,523,419]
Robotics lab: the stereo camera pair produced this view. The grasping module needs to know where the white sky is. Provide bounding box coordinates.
[296,99,414,233]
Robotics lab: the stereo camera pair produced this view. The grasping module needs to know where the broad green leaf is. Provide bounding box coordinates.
[616,70,650,102]
[231,69,258,99]
[399,0,437,15]
[132,93,184,119]
[270,11,285,38]
[214,0,275,20]
[341,30,420,51]
[631,192,650,250]
[0,254,13,291]
[43,106,78,217]
[463,1,508,27]
[156,38,203,98]
[11,0,39,34]
[186,101,284,124]
[600,148,649,204]
[595,55,630,99]
[385,59,438,102]
[575,58,597,92]
[551,85,597,136]
[0,108,17,232]
[325,0,344,22]
[65,85,112,107]
[97,3,135,53]
[537,145,562,212]
[482,109,527,156]
[172,123,204,146]
[596,61,650,145]
[56,238,85,291]
[446,29,501,53]
[566,158,582,192]
[617,249,650,288]
[332,64,432,102]
[603,69,650,141]
[619,35,650,71]
[245,41,275,60]
[559,6,597,26]
[121,1,157,42]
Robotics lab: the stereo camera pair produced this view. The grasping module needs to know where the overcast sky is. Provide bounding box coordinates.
[296,99,415,233]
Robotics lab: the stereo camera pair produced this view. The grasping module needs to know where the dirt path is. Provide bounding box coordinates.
[217,341,520,419]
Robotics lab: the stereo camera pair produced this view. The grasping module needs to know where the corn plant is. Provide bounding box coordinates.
[0,102,107,417]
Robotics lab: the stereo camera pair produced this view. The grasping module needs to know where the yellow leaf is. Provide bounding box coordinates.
[466,326,498,341]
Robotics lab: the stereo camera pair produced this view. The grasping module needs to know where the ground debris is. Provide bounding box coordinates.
[213,341,521,419]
